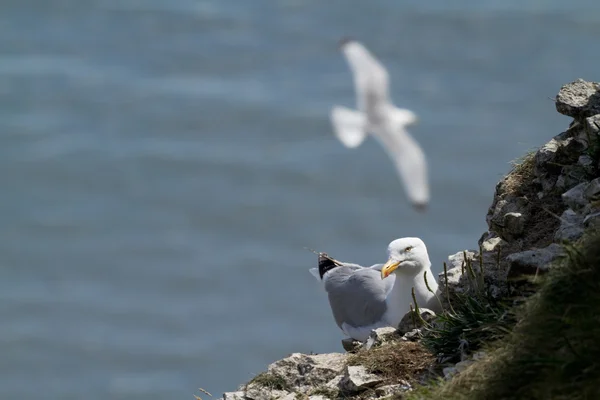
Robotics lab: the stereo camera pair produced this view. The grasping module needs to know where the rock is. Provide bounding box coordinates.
[562,182,589,210]
[506,244,565,278]
[397,309,436,335]
[443,366,457,379]
[280,394,297,400]
[375,382,411,397]
[554,209,584,242]
[555,79,600,118]
[455,359,475,373]
[223,391,246,400]
[479,234,506,252]
[340,366,383,393]
[401,328,422,342]
[341,338,362,353]
[503,212,525,238]
[585,114,600,136]
[584,178,600,201]
[244,384,288,400]
[578,154,594,167]
[583,212,600,229]
[367,327,400,348]
[266,353,346,392]
[487,197,529,240]
[324,375,344,391]
[308,396,327,400]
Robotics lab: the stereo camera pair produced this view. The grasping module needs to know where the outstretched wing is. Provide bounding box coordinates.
[340,40,390,112]
[330,106,368,148]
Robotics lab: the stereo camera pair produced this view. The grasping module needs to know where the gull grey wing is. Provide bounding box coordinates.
[341,41,390,112]
[373,121,429,207]
[324,267,394,329]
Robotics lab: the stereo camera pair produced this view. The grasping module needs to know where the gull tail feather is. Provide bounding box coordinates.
[330,106,368,148]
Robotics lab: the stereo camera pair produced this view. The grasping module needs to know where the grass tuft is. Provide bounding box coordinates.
[247,371,289,391]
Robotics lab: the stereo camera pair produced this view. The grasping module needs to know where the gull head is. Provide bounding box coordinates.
[381,237,431,278]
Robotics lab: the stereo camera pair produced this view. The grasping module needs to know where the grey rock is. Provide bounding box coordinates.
[324,375,344,390]
[455,360,475,373]
[340,366,383,393]
[584,212,600,229]
[341,338,362,353]
[479,232,507,252]
[503,212,525,238]
[280,394,297,400]
[554,209,584,242]
[266,353,346,393]
[401,328,423,342]
[397,308,436,335]
[375,383,411,397]
[365,327,400,348]
[443,366,457,379]
[244,384,288,400]
[562,182,589,210]
[488,197,529,239]
[584,178,600,201]
[555,79,600,118]
[506,244,565,278]
[223,392,246,400]
[308,396,327,400]
[446,250,475,271]
[585,114,600,136]
[578,154,594,167]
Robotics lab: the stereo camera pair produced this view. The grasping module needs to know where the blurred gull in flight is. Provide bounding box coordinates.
[309,238,441,342]
[331,38,429,210]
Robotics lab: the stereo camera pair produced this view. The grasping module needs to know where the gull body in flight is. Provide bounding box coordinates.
[331,39,429,209]
[309,237,441,341]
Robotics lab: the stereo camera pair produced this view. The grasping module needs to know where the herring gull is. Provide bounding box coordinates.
[331,38,429,210]
[309,237,441,341]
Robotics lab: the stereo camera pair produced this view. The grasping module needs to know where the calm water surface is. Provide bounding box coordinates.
[1,1,600,398]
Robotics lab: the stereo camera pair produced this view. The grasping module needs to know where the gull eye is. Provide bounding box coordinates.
[405,246,413,252]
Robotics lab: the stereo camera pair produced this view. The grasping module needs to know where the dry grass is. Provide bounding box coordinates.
[347,341,435,385]
[502,151,536,196]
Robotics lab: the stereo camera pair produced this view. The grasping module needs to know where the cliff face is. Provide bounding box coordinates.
[221,80,600,400]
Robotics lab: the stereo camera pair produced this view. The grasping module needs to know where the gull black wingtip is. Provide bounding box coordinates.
[318,253,339,279]
[338,36,355,50]
[413,202,428,212]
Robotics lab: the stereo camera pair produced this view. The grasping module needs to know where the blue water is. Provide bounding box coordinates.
[1,1,599,399]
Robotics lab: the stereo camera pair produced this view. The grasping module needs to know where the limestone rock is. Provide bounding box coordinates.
[401,328,423,342]
[375,382,411,397]
[223,391,246,400]
[554,209,584,242]
[503,212,525,238]
[480,234,506,252]
[506,244,564,278]
[397,308,436,335]
[244,384,288,400]
[583,212,600,230]
[585,114,600,136]
[340,365,383,393]
[368,327,401,347]
[562,182,589,210]
[584,178,600,201]
[341,338,362,353]
[266,353,346,392]
[308,396,326,400]
[555,79,600,118]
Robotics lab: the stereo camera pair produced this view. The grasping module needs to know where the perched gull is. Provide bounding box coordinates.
[331,38,429,210]
[309,237,441,341]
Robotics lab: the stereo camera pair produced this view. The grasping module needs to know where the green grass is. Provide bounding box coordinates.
[410,232,600,400]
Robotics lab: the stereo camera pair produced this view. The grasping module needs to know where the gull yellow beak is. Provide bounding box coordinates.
[381,259,401,279]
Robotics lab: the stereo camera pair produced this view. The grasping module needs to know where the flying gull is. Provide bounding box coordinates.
[331,38,429,210]
[309,237,441,341]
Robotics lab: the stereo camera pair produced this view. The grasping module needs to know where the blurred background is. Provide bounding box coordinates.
[1,0,600,399]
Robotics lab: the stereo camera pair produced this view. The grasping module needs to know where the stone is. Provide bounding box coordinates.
[280,394,297,400]
[308,396,327,400]
[487,197,529,239]
[584,178,600,201]
[401,328,422,341]
[443,366,457,379]
[554,209,584,242]
[503,212,525,238]
[584,212,600,229]
[555,79,600,118]
[340,366,383,393]
[324,375,344,391]
[506,244,565,278]
[455,360,475,373]
[366,327,400,348]
[397,308,436,335]
[223,391,246,400]
[244,384,288,400]
[578,154,594,167]
[562,182,589,210]
[341,338,362,353]
[375,383,411,397]
[266,353,346,392]
[479,232,507,252]
[585,114,600,136]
